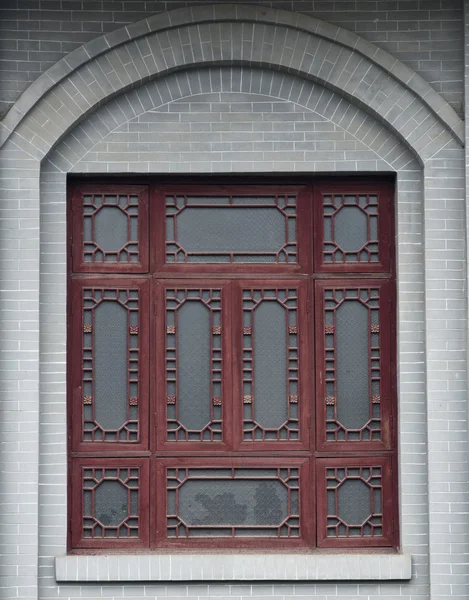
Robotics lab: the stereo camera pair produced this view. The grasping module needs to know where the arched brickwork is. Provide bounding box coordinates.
[0,5,467,600]
[0,3,463,162]
[45,67,418,173]
[39,63,428,596]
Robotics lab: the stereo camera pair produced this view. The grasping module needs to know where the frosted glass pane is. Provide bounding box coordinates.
[334,206,367,252]
[336,301,369,429]
[94,301,127,430]
[178,301,211,430]
[176,207,285,256]
[94,206,127,251]
[253,301,287,429]
[178,479,288,526]
[337,479,371,524]
[94,480,128,526]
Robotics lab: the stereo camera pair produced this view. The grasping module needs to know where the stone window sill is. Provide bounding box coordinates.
[55,553,411,582]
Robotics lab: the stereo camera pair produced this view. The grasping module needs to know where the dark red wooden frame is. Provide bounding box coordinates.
[70,278,150,453]
[313,180,394,274]
[151,185,312,275]
[314,279,395,452]
[154,279,234,452]
[232,280,311,451]
[70,184,150,274]
[153,457,313,550]
[316,456,395,548]
[67,177,398,553]
[70,457,150,550]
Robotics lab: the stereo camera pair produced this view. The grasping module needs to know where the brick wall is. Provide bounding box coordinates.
[0,3,468,600]
[39,70,428,599]
[0,0,464,118]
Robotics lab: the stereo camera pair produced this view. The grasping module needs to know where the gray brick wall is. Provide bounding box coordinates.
[0,0,464,118]
[0,4,468,600]
[39,69,428,600]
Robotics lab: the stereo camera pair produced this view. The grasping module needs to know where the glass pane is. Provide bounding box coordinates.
[94,301,127,431]
[165,195,297,263]
[336,301,369,429]
[322,193,380,264]
[166,288,223,443]
[177,207,284,254]
[178,479,288,526]
[82,466,139,539]
[243,288,299,442]
[334,206,367,252]
[325,465,383,538]
[82,193,140,263]
[178,301,211,431]
[167,466,300,538]
[94,205,127,251]
[253,301,287,429]
[337,479,370,525]
[94,480,128,527]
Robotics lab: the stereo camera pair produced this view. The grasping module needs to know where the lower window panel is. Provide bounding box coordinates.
[316,456,394,547]
[155,458,312,549]
[166,466,299,538]
[70,458,150,550]
[70,457,395,550]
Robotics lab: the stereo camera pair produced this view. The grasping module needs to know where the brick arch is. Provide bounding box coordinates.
[46,67,419,173]
[0,3,462,163]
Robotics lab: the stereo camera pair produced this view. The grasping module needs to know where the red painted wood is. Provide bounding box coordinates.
[149,185,166,273]
[155,279,233,452]
[70,457,150,550]
[67,176,398,551]
[70,277,150,453]
[314,279,394,452]
[316,456,394,548]
[70,184,149,274]
[313,180,394,275]
[154,184,311,275]
[153,457,312,550]
[232,280,311,451]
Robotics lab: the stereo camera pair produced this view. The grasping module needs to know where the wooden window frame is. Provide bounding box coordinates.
[151,184,313,274]
[70,278,150,453]
[231,280,311,452]
[70,457,150,550]
[314,278,395,452]
[153,457,313,550]
[71,184,150,273]
[316,456,395,548]
[313,180,394,274]
[154,279,233,452]
[67,177,398,553]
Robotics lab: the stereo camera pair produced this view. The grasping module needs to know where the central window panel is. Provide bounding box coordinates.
[68,179,397,551]
[165,193,298,263]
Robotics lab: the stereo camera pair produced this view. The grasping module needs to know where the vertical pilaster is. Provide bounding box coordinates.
[425,141,469,599]
[0,142,40,600]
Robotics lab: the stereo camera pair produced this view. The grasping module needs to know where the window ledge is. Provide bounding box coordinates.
[55,553,411,582]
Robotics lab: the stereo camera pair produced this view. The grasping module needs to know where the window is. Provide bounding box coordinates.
[68,178,397,551]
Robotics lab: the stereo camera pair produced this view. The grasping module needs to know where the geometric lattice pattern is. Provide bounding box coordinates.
[69,180,396,550]
[166,465,300,538]
[242,287,300,441]
[165,288,223,442]
[82,287,140,442]
[83,193,140,263]
[82,466,139,539]
[323,193,379,263]
[326,465,383,538]
[165,193,297,263]
[323,286,381,442]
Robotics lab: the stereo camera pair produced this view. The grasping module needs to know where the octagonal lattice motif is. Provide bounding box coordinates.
[82,467,139,538]
[323,193,379,263]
